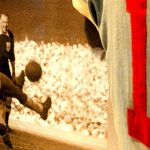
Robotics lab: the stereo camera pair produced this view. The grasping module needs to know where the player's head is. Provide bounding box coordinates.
[0,13,9,34]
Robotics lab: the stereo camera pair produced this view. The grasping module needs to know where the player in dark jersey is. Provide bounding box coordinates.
[0,13,16,131]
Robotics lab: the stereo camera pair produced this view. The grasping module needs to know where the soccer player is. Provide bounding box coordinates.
[0,72,51,148]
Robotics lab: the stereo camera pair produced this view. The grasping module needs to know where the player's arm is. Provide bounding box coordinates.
[9,31,16,78]
[10,60,15,78]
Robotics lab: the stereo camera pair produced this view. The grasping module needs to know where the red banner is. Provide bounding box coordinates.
[126,0,150,147]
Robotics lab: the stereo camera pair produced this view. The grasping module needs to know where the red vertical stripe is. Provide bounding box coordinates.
[126,0,150,147]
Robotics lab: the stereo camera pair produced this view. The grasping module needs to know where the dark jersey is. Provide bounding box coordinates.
[0,30,15,78]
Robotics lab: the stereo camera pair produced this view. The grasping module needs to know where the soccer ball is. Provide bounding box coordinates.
[25,60,42,82]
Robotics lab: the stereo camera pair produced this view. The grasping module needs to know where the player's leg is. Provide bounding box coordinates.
[24,96,51,120]
[5,97,12,131]
[0,123,13,149]
[0,100,12,148]
[5,70,25,131]
[0,65,13,132]
[0,73,51,120]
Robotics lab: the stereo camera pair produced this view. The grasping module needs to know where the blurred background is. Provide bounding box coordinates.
[0,0,102,47]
